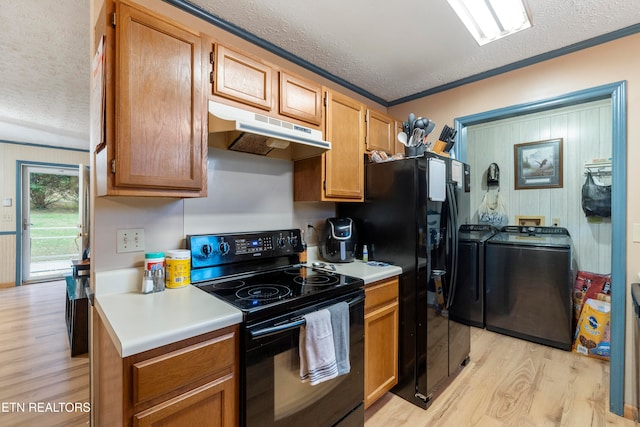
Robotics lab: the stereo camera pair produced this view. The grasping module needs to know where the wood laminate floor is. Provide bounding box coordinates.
[365,326,635,427]
[0,280,89,426]
[0,281,633,426]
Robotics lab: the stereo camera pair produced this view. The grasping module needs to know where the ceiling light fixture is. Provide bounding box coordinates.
[447,0,532,46]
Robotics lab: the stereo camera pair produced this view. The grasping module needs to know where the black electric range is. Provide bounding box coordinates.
[187,229,366,427]
[187,229,364,322]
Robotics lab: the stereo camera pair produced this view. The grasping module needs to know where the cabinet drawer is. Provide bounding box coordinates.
[134,374,235,427]
[364,278,398,312]
[133,332,235,406]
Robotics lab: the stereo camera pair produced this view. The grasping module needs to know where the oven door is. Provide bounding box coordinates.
[243,289,365,427]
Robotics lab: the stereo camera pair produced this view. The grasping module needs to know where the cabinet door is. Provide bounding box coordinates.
[366,109,395,154]
[213,44,272,111]
[364,278,399,409]
[115,2,204,191]
[279,72,322,126]
[324,90,365,200]
[134,375,236,427]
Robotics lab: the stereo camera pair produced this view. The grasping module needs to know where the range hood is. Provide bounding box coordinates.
[208,101,330,160]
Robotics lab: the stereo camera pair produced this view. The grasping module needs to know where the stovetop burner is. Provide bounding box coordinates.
[188,229,365,322]
[211,280,245,290]
[195,266,364,319]
[294,274,339,286]
[236,284,292,302]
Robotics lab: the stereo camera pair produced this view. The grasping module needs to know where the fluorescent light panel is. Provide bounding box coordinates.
[447,0,531,46]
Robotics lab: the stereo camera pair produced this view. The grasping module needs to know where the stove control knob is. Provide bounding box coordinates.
[219,240,230,255]
[276,236,286,248]
[201,244,213,257]
[289,235,298,247]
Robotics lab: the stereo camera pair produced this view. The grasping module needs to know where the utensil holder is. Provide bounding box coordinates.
[405,146,418,157]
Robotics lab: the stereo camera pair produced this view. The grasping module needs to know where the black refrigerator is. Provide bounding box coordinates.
[339,152,471,409]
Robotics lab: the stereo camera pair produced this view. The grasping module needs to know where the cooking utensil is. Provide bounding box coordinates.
[408,113,416,135]
[397,132,408,146]
[416,117,430,130]
[409,128,424,146]
[312,261,337,271]
[425,120,436,135]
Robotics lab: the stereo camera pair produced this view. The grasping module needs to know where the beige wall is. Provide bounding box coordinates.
[389,33,640,410]
[0,142,90,285]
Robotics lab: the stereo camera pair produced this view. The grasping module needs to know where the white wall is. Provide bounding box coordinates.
[467,99,612,274]
[184,148,294,235]
[93,148,337,276]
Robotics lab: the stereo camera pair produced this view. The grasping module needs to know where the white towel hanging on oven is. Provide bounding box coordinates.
[327,302,350,376]
[299,309,338,385]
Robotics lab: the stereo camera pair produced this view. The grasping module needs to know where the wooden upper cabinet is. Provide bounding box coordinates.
[366,109,395,154]
[212,44,273,111]
[293,89,365,202]
[106,0,205,196]
[324,90,365,200]
[279,71,322,126]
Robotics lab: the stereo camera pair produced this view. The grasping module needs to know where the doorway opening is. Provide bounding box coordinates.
[17,162,90,284]
[453,81,627,415]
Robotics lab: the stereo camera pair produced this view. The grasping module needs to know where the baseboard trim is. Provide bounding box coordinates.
[0,282,15,289]
[623,403,638,421]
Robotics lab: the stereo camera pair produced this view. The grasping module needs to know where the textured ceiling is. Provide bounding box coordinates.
[186,0,640,104]
[1,0,638,150]
[0,0,90,150]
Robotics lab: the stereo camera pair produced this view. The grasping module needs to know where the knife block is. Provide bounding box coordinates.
[430,140,450,157]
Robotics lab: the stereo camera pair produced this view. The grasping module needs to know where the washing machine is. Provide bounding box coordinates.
[485,226,576,350]
[450,224,498,328]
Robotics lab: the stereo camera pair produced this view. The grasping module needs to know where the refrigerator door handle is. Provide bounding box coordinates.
[446,182,459,309]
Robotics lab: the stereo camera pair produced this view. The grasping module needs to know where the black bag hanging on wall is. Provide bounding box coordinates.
[581,171,611,217]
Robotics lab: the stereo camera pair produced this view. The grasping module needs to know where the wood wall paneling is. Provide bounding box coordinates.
[467,99,611,274]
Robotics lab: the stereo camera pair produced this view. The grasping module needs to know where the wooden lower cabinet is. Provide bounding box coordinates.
[95,314,238,426]
[364,277,399,408]
[133,378,233,427]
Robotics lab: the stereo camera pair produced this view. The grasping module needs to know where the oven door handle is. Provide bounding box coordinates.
[249,294,365,339]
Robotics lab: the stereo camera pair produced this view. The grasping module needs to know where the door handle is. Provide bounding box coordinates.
[250,294,364,339]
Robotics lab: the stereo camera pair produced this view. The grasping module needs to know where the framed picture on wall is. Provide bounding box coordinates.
[514,138,563,190]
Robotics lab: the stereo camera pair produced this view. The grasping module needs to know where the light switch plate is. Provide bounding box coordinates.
[633,223,640,243]
[117,228,145,253]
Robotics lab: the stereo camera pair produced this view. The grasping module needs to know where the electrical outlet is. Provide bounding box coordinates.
[117,228,145,253]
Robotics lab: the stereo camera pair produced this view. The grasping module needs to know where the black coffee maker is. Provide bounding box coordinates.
[318,217,358,263]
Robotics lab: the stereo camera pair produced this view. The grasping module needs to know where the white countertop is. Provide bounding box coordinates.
[306,247,403,284]
[95,252,402,358]
[95,268,242,357]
